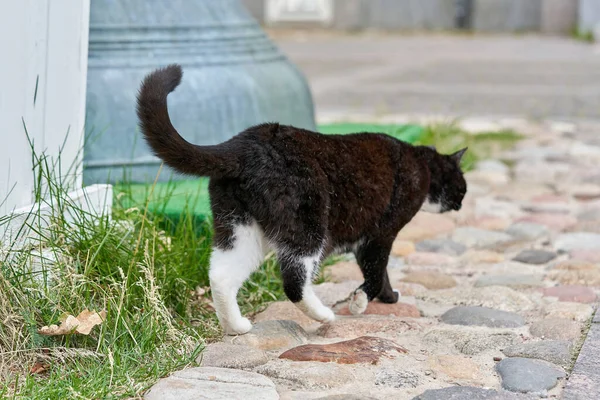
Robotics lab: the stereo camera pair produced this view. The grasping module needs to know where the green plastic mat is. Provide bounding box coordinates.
[117,123,425,220]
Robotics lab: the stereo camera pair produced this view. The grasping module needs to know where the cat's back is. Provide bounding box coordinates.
[234,123,418,180]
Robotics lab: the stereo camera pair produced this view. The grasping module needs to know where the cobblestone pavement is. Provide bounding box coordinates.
[144,34,600,400]
[145,118,600,399]
[271,32,600,121]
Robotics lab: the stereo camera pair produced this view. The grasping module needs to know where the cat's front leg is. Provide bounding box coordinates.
[377,270,400,303]
[349,240,396,315]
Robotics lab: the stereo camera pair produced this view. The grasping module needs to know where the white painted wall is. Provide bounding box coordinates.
[0,0,90,216]
[579,0,600,32]
[266,0,333,24]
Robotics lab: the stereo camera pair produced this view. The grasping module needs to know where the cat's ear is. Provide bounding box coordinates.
[426,145,436,151]
[450,147,468,164]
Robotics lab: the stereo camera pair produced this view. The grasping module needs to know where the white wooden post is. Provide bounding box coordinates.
[0,0,111,247]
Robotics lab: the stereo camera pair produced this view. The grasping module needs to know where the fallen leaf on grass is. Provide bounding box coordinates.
[38,309,107,336]
[29,361,49,375]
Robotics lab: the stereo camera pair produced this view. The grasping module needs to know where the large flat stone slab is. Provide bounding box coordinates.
[412,386,528,399]
[255,359,358,390]
[562,315,600,399]
[144,367,279,400]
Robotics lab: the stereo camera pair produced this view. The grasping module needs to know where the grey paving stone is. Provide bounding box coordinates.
[416,239,467,256]
[452,227,514,250]
[441,306,525,328]
[512,249,557,265]
[496,357,565,393]
[505,222,549,240]
[501,340,573,368]
[555,232,600,252]
[529,318,582,341]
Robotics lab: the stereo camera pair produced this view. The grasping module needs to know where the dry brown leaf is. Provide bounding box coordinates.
[74,309,106,335]
[29,361,49,375]
[38,309,107,336]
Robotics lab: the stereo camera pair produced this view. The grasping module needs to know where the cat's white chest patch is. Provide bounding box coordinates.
[420,197,443,213]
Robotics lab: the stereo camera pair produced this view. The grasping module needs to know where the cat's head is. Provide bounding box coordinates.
[420,147,468,213]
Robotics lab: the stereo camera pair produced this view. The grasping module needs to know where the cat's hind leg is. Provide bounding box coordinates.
[209,220,268,335]
[349,239,397,315]
[277,248,335,324]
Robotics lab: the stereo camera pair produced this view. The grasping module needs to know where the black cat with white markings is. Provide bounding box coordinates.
[136,64,467,334]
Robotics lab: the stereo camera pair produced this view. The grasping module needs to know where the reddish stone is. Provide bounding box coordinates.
[397,213,455,241]
[391,239,415,257]
[517,214,577,231]
[471,216,510,231]
[542,286,598,303]
[575,193,600,201]
[530,194,569,203]
[279,336,407,364]
[324,261,363,283]
[570,250,600,263]
[337,301,420,318]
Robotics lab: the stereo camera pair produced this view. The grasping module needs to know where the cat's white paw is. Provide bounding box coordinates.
[393,289,401,303]
[349,289,368,315]
[223,317,253,335]
[315,306,335,323]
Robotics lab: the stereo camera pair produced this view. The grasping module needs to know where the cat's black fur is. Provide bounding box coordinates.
[137,64,467,307]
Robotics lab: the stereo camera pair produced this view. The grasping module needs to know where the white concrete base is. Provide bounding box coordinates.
[1,184,112,251]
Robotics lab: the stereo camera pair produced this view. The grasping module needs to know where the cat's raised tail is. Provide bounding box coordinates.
[136,64,240,178]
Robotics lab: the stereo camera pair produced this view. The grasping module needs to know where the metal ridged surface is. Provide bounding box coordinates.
[84,0,315,184]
